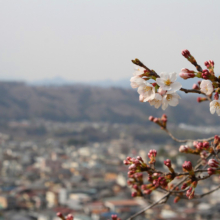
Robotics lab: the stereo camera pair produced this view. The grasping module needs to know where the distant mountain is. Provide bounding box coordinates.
[29,76,74,86]
[29,75,199,90]
[0,81,218,126]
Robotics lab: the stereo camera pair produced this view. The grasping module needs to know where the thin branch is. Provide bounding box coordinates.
[195,185,220,198]
[127,192,170,220]
[164,128,215,143]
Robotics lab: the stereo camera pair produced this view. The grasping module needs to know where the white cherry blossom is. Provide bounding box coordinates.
[162,91,181,110]
[133,66,145,76]
[148,93,162,109]
[138,82,155,101]
[130,76,145,88]
[200,80,214,95]
[156,72,182,92]
[210,100,220,116]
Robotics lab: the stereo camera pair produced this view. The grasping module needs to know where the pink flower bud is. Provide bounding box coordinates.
[181,183,188,190]
[66,214,74,220]
[149,116,154,121]
[214,135,220,145]
[152,82,157,87]
[127,180,133,185]
[208,167,216,175]
[164,159,171,168]
[186,187,194,199]
[143,189,152,194]
[202,69,210,79]
[153,118,158,123]
[181,49,191,58]
[192,84,199,90]
[214,92,219,100]
[131,192,137,197]
[132,184,138,190]
[148,175,153,182]
[162,114,167,118]
[179,145,189,153]
[148,149,157,159]
[182,161,193,171]
[179,68,195,79]
[196,142,203,150]
[198,80,201,85]
[208,159,219,168]
[57,213,64,219]
[111,214,118,220]
[136,156,143,162]
[123,160,130,165]
[209,60,214,66]
[174,197,180,203]
[203,142,210,149]
[129,164,136,170]
[204,61,209,67]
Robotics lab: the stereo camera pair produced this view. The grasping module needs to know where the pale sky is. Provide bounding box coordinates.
[0,0,220,82]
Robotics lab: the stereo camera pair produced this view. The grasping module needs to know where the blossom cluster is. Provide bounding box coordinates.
[130,68,181,110]
[131,49,220,116]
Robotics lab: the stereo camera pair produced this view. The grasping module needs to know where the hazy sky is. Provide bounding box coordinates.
[0,0,220,82]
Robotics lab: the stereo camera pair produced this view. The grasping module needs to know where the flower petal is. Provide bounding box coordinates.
[170,82,182,92]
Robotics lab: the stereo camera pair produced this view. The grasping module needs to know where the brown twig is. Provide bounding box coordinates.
[164,128,215,143]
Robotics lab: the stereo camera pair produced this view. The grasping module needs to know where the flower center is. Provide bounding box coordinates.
[166,94,172,101]
[214,102,220,109]
[143,86,151,92]
[164,79,172,86]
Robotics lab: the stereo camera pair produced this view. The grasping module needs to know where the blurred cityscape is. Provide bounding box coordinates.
[0,82,219,220]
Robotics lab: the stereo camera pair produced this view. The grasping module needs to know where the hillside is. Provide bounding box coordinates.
[0,81,218,126]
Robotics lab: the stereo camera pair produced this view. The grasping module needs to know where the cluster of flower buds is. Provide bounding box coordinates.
[149,114,167,129]
[202,69,211,80]
[148,149,157,164]
[109,214,121,220]
[164,159,175,173]
[181,180,197,199]
[179,68,196,80]
[57,213,74,220]
[204,60,215,75]
[180,141,212,157]
[124,156,149,174]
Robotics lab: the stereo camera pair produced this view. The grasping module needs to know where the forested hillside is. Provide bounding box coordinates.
[0,81,218,126]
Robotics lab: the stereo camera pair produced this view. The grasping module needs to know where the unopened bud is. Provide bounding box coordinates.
[179,68,195,79]
[153,118,158,123]
[214,92,219,100]
[131,191,137,197]
[208,159,219,168]
[182,161,193,171]
[164,159,171,168]
[149,116,154,121]
[182,49,191,58]
[111,214,118,220]
[179,145,189,153]
[192,84,199,90]
[208,167,216,175]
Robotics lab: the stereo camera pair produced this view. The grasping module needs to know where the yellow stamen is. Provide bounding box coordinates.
[164,79,172,86]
